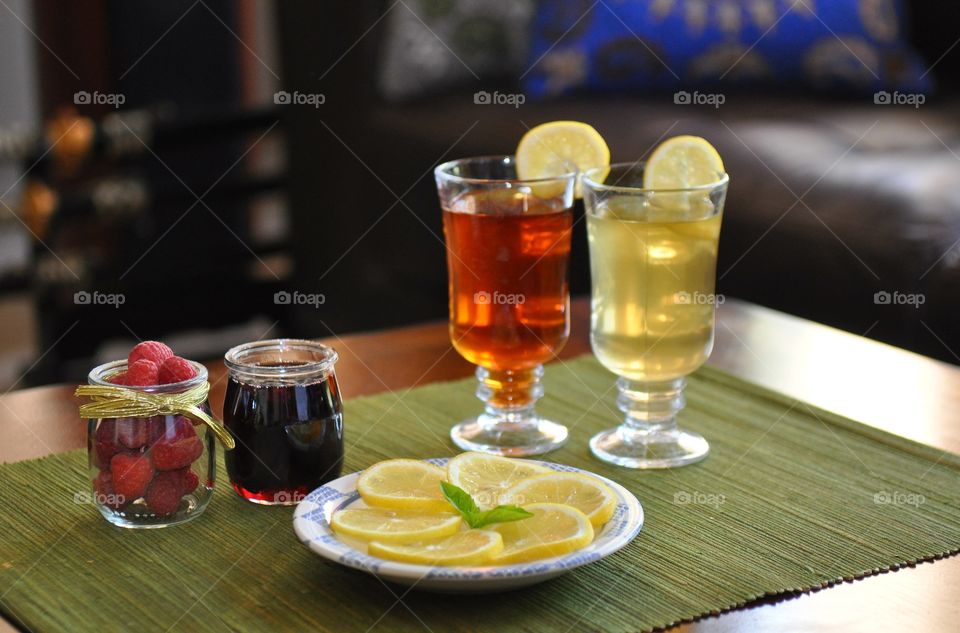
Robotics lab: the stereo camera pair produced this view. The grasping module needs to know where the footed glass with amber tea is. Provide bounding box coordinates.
[434,156,576,456]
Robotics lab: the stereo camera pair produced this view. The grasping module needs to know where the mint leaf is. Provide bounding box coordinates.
[471,505,533,529]
[441,481,480,520]
[440,482,533,529]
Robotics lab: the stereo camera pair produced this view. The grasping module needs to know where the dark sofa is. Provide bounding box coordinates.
[275,2,960,364]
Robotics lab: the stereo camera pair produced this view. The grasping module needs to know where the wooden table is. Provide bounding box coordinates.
[2,298,958,632]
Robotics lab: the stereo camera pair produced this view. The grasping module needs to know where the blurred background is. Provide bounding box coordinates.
[0,0,958,387]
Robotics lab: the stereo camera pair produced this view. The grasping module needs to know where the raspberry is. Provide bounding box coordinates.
[158,356,197,384]
[158,467,199,494]
[150,416,203,470]
[94,471,127,510]
[144,470,184,516]
[128,341,174,367]
[116,416,164,449]
[180,469,200,494]
[126,359,159,386]
[110,452,154,501]
[107,372,127,385]
[93,419,119,469]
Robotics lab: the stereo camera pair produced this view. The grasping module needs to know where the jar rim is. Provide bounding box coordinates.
[87,359,208,393]
[435,155,578,186]
[582,162,729,194]
[223,338,338,379]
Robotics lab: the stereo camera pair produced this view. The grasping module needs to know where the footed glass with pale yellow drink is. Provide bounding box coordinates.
[583,137,729,468]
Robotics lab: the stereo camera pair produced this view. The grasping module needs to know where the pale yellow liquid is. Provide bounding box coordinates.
[587,200,721,382]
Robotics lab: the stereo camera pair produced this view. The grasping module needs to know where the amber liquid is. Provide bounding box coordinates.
[442,190,572,371]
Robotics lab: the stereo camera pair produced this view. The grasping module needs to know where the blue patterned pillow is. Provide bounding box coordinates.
[524,0,931,97]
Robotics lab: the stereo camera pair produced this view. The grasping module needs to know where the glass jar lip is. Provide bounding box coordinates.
[87,358,208,393]
[435,155,578,186]
[223,338,339,379]
[582,161,729,194]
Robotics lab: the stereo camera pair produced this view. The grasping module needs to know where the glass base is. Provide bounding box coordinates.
[589,427,709,469]
[98,493,208,529]
[231,483,309,506]
[451,364,568,456]
[589,376,709,469]
[451,415,568,457]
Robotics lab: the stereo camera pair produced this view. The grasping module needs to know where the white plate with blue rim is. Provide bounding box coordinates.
[293,457,644,593]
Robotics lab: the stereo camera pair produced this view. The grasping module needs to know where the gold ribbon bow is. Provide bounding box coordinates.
[75,382,235,449]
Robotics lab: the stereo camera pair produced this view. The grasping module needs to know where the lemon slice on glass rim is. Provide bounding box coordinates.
[516,120,610,197]
[642,135,725,190]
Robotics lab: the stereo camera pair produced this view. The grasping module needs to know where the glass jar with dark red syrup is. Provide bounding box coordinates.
[223,339,343,505]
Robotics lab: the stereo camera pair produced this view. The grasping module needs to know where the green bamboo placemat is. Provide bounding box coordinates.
[1,355,959,633]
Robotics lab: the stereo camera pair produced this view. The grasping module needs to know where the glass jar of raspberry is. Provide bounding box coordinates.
[86,359,215,528]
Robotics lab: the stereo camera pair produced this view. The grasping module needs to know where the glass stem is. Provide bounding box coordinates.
[476,365,544,424]
[616,377,687,440]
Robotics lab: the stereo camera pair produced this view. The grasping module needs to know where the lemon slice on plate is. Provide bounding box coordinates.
[369,530,504,566]
[491,502,594,564]
[500,472,617,528]
[516,120,610,197]
[357,459,450,512]
[447,452,552,509]
[330,508,462,544]
[643,135,724,190]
